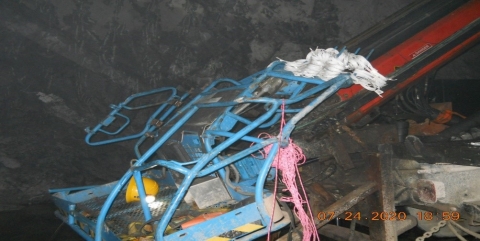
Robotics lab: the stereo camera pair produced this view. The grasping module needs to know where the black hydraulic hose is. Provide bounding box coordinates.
[229,164,240,183]
[421,110,480,142]
[416,82,436,116]
[279,200,303,241]
[224,165,254,196]
[400,92,426,116]
[396,120,410,143]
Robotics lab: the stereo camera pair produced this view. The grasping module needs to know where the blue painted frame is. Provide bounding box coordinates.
[51,60,353,241]
[85,87,184,146]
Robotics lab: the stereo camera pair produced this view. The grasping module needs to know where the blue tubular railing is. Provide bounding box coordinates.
[94,105,199,241]
[284,82,334,104]
[94,97,280,241]
[280,75,353,147]
[132,170,152,220]
[166,78,242,121]
[197,139,277,177]
[126,139,279,225]
[222,111,253,125]
[85,87,178,146]
[255,142,279,224]
[121,88,177,110]
[92,62,353,241]
[203,96,283,169]
[259,113,283,128]
[132,160,190,175]
[133,92,191,158]
[290,82,307,99]
[204,130,265,143]
[154,98,281,241]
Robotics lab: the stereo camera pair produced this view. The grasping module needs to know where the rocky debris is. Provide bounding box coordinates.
[37,92,86,126]
[0,153,21,169]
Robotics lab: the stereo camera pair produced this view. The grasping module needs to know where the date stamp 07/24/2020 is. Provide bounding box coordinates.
[317,211,461,222]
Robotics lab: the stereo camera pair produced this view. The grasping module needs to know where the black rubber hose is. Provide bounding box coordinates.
[396,120,410,143]
[224,165,254,196]
[400,91,426,116]
[421,110,480,142]
[279,200,303,241]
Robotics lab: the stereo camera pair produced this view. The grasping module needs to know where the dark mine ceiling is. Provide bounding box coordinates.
[0,0,479,240]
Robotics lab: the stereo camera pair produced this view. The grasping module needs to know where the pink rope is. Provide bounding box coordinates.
[263,100,320,241]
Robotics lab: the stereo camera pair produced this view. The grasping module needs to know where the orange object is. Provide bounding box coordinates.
[433,110,453,124]
[181,211,226,229]
[408,119,447,136]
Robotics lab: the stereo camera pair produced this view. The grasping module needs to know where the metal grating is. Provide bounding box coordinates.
[76,186,191,235]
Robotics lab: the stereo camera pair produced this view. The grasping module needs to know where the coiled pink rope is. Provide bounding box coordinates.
[263,100,320,241]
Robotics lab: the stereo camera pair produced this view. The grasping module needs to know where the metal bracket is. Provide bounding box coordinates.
[150,119,164,128]
[169,98,183,107]
[145,132,156,138]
